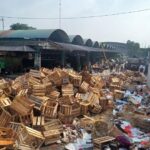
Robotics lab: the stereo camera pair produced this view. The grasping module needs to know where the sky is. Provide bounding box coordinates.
[0,0,150,47]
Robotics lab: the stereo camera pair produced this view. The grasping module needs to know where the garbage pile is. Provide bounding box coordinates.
[0,68,149,149]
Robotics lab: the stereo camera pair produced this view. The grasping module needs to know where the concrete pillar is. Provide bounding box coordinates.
[34,51,41,69]
[86,52,91,71]
[147,63,150,87]
[61,51,65,68]
[77,54,81,71]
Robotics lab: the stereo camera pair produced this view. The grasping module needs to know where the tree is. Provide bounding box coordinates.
[127,40,140,57]
[10,23,36,30]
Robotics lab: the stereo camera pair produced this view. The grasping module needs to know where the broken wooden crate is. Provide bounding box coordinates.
[93,136,115,149]
[17,125,45,149]
[42,119,63,133]
[43,129,60,145]
[0,127,17,147]
[0,107,12,127]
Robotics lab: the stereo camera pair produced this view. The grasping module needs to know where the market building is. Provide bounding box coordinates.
[0,29,128,73]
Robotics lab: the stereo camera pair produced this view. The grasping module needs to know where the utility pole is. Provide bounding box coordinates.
[59,0,61,29]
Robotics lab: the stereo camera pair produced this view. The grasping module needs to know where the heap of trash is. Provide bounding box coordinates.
[0,68,149,150]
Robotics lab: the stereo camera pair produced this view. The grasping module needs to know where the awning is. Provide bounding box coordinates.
[0,46,35,52]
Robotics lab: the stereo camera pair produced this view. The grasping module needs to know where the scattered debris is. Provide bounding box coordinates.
[0,68,149,149]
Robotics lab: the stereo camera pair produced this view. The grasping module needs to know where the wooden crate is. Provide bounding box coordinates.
[49,91,60,100]
[80,102,90,115]
[58,112,74,124]
[10,96,34,116]
[59,105,72,116]
[0,79,8,89]
[31,115,45,127]
[71,103,81,117]
[32,84,46,96]
[0,97,11,107]
[69,73,82,87]
[0,108,12,127]
[19,114,32,126]
[61,84,74,96]
[43,130,60,145]
[29,69,41,79]
[99,97,108,111]
[9,122,22,134]
[42,101,58,119]
[29,95,48,110]
[48,70,62,86]
[17,125,45,149]
[79,81,89,93]
[93,136,115,149]
[0,127,17,146]
[59,96,75,105]
[59,103,80,117]
[114,90,125,100]
[42,119,63,133]
[28,76,41,85]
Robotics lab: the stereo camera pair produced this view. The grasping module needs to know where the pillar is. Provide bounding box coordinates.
[86,52,91,71]
[34,50,41,69]
[61,51,65,68]
[77,53,81,71]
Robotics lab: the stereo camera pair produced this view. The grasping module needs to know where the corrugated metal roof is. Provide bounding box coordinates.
[0,29,51,39]
[0,29,70,43]
[83,39,93,47]
[54,42,114,52]
[93,41,99,48]
[69,35,84,45]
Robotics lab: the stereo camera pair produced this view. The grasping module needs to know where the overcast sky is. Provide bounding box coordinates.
[0,0,150,47]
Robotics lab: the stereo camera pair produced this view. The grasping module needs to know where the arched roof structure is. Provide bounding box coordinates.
[0,29,70,43]
[84,39,93,47]
[93,41,99,48]
[69,35,84,45]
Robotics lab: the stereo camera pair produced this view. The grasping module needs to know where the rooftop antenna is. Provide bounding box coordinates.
[59,0,62,29]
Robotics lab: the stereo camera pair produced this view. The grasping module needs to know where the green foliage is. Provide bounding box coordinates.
[10,23,36,30]
[126,40,140,57]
